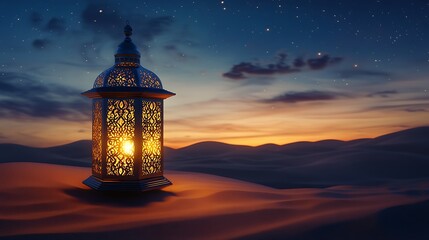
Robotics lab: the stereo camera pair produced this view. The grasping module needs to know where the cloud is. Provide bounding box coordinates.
[367,90,398,98]
[26,4,177,64]
[32,39,51,49]
[30,12,43,26]
[339,69,392,79]
[81,3,173,42]
[164,44,193,61]
[404,108,426,112]
[223,53,301,80]
[76,3,174,64]
[261,90,346,103]
[28,16,66,50]
[81,4,122,38]
[222,62,300,80]
[44,17,66,33]
[139,16,173,41]
[0,72,90,121]
[307,55,343,70]
[293,57,306,68]
[223,52,342,80]
[366,103,429,113]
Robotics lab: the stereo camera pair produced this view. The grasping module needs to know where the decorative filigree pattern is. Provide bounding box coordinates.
[94,71,106,88]
[107,68,137,87]
[106,99,135,176]
[139,69,162,89]
[142,100,162,175]
[93,65,165,89]
[92,99,102,174]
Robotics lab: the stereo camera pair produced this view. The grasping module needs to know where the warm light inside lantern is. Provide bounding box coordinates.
[143,137,160,155]
[121,139,134,156]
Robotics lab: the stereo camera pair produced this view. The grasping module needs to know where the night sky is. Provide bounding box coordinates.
[0,0,428,147]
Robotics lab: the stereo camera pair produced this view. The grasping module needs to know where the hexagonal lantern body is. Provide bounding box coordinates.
[82,24,175,191]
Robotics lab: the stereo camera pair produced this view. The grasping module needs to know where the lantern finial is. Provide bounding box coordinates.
[114,21,140,64]
[124,21,132,37]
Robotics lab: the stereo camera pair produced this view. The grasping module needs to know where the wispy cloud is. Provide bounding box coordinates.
[367,90,398,98]
[81,3,173,42]
[32,38,51,50]
[261,90,348,103]
[307,55,343,70]
[405,108,427,112]
[339,69,392,79]
[164,44,194,61]
[44,17,66,34]
[223,52,343,80]
[366,103,429,112]
[26,3,177,63]
[0,72,90,121]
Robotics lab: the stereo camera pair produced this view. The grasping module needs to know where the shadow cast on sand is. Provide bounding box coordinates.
[63,188,176,207]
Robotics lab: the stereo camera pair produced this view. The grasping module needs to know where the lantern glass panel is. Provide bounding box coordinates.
[142,99,162,175]
[106,98,135,176]
[92,99,103,175]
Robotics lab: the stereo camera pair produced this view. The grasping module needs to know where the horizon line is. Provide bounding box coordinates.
[1,126,427,150]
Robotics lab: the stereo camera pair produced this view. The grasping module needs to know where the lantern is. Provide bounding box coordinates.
[82,23,175,191]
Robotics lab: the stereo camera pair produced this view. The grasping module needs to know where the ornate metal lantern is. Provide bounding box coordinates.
[82,24,175,191]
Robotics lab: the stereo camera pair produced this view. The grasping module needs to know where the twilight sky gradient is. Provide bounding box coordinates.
[0,0,428,148]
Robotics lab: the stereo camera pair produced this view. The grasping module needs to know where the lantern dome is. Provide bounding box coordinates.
[93,65,163,89]
[92,23,163,89]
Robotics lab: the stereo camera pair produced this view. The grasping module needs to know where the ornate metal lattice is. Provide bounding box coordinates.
[139,69,162,89]
[106,99,135,176]
[94,71,106,88]
[142,100,162,175]
[107,68,137,87]
[92,99,102,174]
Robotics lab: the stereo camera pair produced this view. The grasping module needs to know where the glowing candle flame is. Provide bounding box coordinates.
[121,139,134,156]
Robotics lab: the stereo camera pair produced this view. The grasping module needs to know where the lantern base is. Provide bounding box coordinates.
[83,175,172,192]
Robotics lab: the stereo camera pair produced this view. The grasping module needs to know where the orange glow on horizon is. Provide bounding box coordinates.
[164,125,414,148]
[0,84,428,149]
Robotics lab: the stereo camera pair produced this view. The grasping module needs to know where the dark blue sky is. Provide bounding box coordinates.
[0,0,428,147]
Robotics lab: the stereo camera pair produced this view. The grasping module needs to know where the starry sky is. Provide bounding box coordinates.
[0,0,428,148]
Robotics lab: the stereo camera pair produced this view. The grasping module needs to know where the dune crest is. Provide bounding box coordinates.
[1,127,429,189]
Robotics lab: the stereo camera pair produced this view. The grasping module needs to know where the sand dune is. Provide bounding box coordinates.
[1,162,429,239]
[0,141,91,166]
[1,127,429,189]
[1,128,429,239]
[166,127,429,188]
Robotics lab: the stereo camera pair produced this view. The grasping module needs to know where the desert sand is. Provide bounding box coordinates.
[1,162,429,240]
